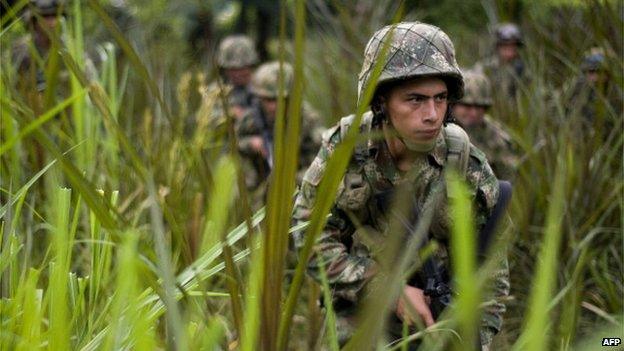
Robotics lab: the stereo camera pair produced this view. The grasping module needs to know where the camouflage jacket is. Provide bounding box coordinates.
[458,115,517,180]
[197,81,256,127]
[474,55,526,99]
[237,101,323,190]
[293,112,510,345]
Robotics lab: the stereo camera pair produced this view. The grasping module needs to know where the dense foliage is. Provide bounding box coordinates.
[1,0,621,350]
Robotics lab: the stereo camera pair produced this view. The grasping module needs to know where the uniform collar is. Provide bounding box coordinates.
[371,127,447,185]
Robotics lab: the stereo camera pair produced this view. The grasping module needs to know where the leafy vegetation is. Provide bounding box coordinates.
[0,0,621,350]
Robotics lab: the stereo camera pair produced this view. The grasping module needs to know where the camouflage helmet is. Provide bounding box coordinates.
[494,23,523,45]
[30,0,65,16]
[459,70,493,107]
[581,47,605,72]
[251,61,293,99]
[216,35,259,69]
[25,0,66,20]
[358,21,464,105]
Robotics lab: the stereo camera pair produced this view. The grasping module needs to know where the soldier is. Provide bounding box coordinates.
[569,48,614,126]
[197,34,259,124]
[12,0,67,95]
[474,23,526,100]
[293,22,509,350]
[453,70,517,180]
[237,61,323,198]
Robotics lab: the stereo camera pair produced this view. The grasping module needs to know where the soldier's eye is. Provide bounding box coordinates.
[434,94,448,103]
[409,96,427,104]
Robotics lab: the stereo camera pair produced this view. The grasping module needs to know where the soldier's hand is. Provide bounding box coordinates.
[248,136,267,157]
[396,285,435,327]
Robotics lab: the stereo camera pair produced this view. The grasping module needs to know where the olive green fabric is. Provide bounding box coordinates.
[293,113,510,347]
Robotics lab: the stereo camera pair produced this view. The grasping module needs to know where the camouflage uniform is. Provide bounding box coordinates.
[12,0,69,95]
[293,22,509,348]
[569,48,615,125]
[474,23,526,99]
[455,70,517,180]
[196,34,259,128]
[237,62,323,200]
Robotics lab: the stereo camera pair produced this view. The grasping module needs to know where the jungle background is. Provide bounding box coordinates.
[0,0,622,350]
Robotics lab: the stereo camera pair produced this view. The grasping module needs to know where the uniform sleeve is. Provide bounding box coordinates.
[292,131,377,302]
[467,152,510,345]
[236,112,260,155]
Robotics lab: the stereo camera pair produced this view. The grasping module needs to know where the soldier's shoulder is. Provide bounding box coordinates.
[468,143,489,166]
[322,111,374,144]
[484,116,514,145]
[202,81,232,96]
[11,35,31,65]
[474,56,498,72]
[12,35,30,50]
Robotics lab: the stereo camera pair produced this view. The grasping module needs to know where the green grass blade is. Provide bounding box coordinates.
[0,88,88,157]
[447,171,480,350]
[512,151,568,351]
[48,187,72,351]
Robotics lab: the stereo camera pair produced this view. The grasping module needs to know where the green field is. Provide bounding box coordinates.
[1,0,622,350]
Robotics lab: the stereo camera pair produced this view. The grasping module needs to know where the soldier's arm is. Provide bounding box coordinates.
[292,131,377,302]
[236,112,263,155]
[467,150,510,346]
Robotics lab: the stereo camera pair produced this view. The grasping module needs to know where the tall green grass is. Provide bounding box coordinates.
[0,1,621,350]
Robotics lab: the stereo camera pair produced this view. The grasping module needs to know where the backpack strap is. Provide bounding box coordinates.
[339,112,374,165]
[444,123,471,176]
[339,111,374,141]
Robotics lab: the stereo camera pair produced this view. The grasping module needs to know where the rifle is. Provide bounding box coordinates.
[376,180,513,320]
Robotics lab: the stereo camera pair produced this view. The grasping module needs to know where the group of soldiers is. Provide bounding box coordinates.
[10,2,614,349]
[203,23,527,208]
[205,23,525,350]
[196,34,324,206]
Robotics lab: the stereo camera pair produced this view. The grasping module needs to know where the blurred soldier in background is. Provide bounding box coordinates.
[568,48,609,126]
[215,34,259,117]
[453,70,517,180]
[237,61,323,204]
[474,23,527,100]
[566,47,624,138]
[197,34,259,129]
[294,22,509,350]
[12,0,67,98]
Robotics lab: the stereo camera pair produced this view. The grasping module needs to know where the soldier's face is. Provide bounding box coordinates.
[385,77,448,145]
[453,103,486,127]
[497,43,519,63]
[260,97,278,120]
[224,67,253,87]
